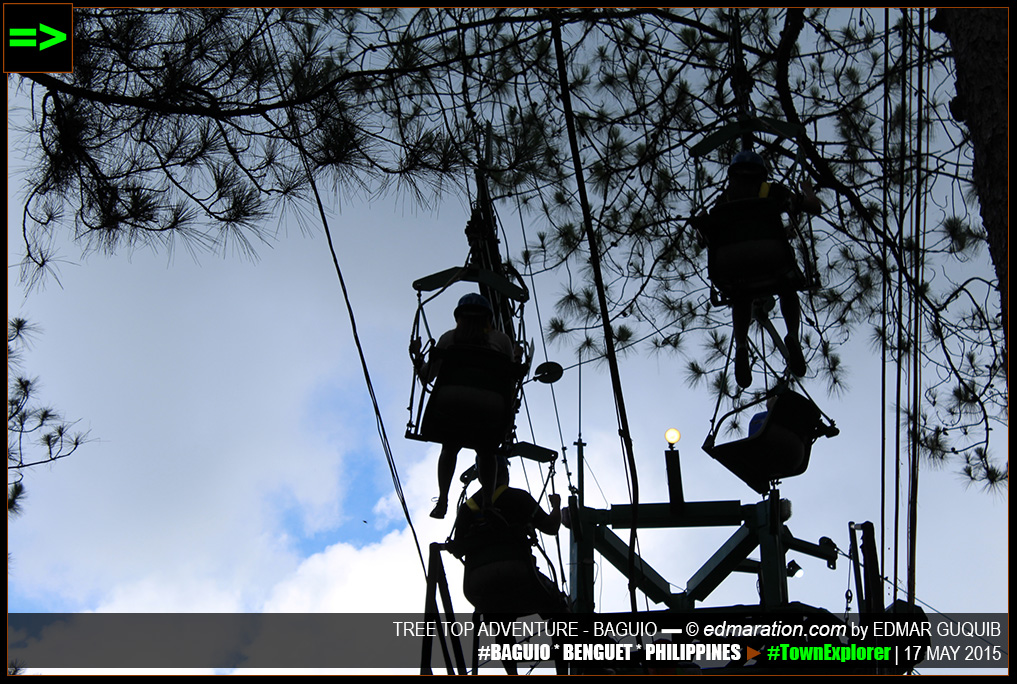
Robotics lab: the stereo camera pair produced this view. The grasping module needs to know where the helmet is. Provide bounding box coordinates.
[454,293,494,318]
[729,150,768,176]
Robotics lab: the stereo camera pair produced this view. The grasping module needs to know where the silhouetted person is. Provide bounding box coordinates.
[411,293,518,518]
[714,151,821,388]
[452,458,568,673]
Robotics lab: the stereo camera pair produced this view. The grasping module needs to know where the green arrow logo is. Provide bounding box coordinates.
[8,23,66,50]
[39,24,67,50]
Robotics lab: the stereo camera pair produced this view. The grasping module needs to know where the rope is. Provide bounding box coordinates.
[892,8,911,607]
[480,173,577,594]
[705,333,737,441]
[728,8,757,144]
[512,190,575,494]
[514,387,569,592]
[906,7,931,609]
[879,6,891,607]
[551,12,642,621]
[307,166,429,577]
[260,11,429,578]
[836,543,960,625]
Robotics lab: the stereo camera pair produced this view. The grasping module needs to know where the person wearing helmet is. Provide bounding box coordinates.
[411,293,518,519]
[451,457,568,674]
[716,150,821,388]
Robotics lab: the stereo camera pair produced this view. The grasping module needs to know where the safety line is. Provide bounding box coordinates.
[262,12,429,579]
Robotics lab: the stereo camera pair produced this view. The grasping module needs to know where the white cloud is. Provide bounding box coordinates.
[7,75,1007,678]
[261,528,429,614]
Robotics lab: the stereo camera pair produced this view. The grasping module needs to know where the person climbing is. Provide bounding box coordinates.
[450,457,568,674]
[712,150,822,388]
[410,292,519,519]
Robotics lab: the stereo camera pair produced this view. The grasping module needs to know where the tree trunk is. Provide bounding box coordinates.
[932,9,1008,382]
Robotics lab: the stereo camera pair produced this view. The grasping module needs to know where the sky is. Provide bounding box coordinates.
[7,35,1008,676]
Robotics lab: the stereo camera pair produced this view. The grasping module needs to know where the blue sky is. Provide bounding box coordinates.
[7,30,1008,674]
[7,187,1006,666]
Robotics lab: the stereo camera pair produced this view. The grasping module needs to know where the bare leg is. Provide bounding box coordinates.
[732,298,752,388]
[732,298,751,349]
[432,444,460,519]
[778,291,801,342]
[779,292,806,376]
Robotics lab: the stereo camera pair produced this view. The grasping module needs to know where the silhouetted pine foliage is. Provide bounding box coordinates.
[8,319,89,517]
[11,8,1005,486]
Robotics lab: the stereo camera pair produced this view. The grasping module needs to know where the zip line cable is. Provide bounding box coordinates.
[256,8,943,623]
[838,543,998,648]
[551,13,643,620]
[907,7,931,609]
[511,194,575,494]
[261,14,429,578]
[446,33,577,600]
[887,9,932,610]
[879,7,891,608]
[484,171,578,595]
[303,164,428,577]
[906,9,922,609]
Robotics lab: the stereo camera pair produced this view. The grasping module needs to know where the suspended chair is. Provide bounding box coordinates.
[405,199,564,469]
[702,389,839,495]
[406,260,530,447]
